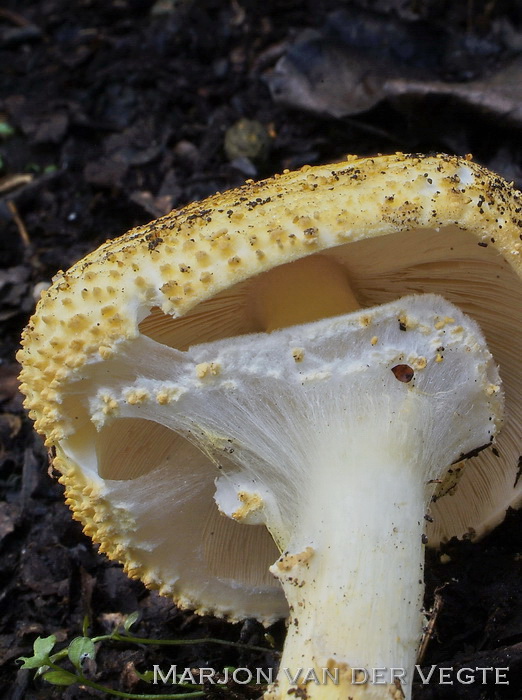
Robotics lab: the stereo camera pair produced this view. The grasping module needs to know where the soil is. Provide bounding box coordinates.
[1,1,522,699]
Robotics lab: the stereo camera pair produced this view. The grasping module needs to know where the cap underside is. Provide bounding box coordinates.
[19,154,522,622]
[58,225,521,620]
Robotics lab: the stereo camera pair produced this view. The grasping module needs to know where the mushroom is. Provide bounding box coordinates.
[18,153,522,698]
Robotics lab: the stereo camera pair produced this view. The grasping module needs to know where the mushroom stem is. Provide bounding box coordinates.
[254,255,359,331]
[266,455,428,700]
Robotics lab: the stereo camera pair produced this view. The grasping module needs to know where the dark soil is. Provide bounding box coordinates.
[1,1,522,699]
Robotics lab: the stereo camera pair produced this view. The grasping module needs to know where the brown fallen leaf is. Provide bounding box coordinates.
[387,57,522,127]
[266,8,522,127]
[267,32,391,118]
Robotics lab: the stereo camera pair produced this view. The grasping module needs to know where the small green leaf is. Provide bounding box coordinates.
[43,164,58,174]
[123,611,140,632]
[18,635,58,667]
[68,637,96,669]
[34,635,57,658]
[134,668,155,683]
[42,669,78,686]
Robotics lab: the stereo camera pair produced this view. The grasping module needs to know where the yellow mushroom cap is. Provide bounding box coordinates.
[17,152,522,622]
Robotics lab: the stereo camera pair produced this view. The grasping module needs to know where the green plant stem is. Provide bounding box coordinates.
[114,632,275,654]
[50,632,274,663]
[46,661,204,699]
[77,680,204,700]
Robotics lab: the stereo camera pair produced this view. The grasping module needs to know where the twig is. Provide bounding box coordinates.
[7,199,31,248]
[0,174,34,195]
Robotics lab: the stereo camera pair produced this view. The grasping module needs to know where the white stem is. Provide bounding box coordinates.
[267,451,429,700]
